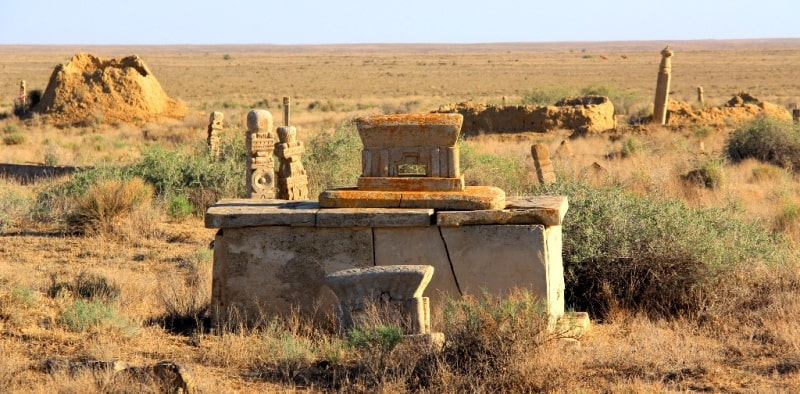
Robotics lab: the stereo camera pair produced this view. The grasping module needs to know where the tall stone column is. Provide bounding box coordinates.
[246,110,275,199]
[207,111,224,158]
[696,86,704,107]
[652,45,673,125]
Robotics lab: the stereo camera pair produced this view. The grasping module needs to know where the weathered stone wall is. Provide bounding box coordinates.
[435,96,616,136]
[206,197,568,327]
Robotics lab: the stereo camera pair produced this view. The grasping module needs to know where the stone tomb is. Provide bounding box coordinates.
[319,113,505,210]
[205,196,568,327]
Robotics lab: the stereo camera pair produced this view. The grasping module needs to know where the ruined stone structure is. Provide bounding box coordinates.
[206,196,568,327]
[245,110,275,199]
[435,96,616,136]
[531,143,556,185]
[320,113,505,210]
[325,265,434,335]
[207,113,571,332]
[652,45,673,125]
[275,97,309,200]
[207,111,224,158]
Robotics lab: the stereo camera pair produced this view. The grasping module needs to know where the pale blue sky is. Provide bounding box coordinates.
[1,0,797,45]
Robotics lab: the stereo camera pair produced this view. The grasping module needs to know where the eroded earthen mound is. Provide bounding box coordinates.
[435,96,616,136]
[34,53,187,126]
[667,93,791,127]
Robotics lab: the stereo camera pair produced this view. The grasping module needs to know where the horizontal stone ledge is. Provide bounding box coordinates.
[205,199,319,228]
[316,208,434,227]
[437,195,568,226]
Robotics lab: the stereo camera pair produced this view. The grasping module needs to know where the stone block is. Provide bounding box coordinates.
[211,226,373,325]
[374,227,461,306]
[504,195,569,225]
[316,208,434,227]
[441,224,564,320]
[205,199,318,228]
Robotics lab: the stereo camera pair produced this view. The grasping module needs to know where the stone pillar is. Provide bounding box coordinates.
[283,96,291,127]
[793,109,800,124]
[274,125,309,200]
[245,110,276,199]
[17,80,27,113]
[696,86,704,107]
[652,45,673,125]
[207,111,224,158]
[531,143,556,185]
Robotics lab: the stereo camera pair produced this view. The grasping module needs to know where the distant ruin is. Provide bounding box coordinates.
[435,95,616,136]
[33,53,186,126]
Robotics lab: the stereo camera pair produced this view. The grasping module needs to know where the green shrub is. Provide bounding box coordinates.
[2,132,25,145]
[0,187,33,233]
[167,194,194,219]
[535,178,793,319]
[521,88,577,106]
[68,177,153,233]
[441,290,549,384]
[58,299,130,333]
[304,122,362,197]
[725,116,800,171]
[682,158,726,189]
[459,141,532,195]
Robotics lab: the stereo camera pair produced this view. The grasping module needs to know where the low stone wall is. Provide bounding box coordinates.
[435,96,616,135]
[205,196,568,327]
[0,163,82,184]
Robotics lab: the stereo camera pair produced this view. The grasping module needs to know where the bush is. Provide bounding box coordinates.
[58,299,130,333]
[535,178,793,319]
[2,132,25,145]
[459,141,532,195]
[304,122,362,196]
[725,116,800,171]
[0,186,33,233]
[438,290,550,390]
[48,272,120,302]
[521,88,577,106]
[68,177,153,234]
[167,194,194,220]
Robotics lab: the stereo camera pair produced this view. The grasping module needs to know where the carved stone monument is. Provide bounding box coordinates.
[325,265,434,335]
[531,143,556,185]
[652,45,673,125]
[275,97,309,200]
[207,111,224,158]
[319,113,505,210]
[245,109,275,199]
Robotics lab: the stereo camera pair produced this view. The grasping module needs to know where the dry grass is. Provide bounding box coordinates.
[2,41,800,391]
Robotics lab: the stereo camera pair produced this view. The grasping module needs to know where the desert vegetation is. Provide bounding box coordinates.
[2,41,800,392]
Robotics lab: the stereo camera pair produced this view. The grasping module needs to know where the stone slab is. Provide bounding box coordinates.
[356,113,464,148]
[319,186,505,211]
[316,208,434,227]
[211,226,373,325]
[503,195,569,225]
[357,176,465,192]
[436,195,567,227]
[374,227,461,307]
[441,224,564,320]
[205,199,318,228]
